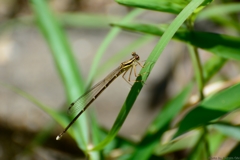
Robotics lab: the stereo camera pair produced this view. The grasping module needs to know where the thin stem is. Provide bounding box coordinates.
[188,45,204,100]
[187,19,204,100]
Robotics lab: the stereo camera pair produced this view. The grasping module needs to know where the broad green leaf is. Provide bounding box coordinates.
[174,83,240,138]
[129,83,193,160]
[90,0,205,151]
[112,23,240,61]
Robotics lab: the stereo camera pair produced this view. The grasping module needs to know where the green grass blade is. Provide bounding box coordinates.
[115,0,190,14]
[0,82,60,120]
[213,123,240,141]
[30,0,85,100]
[0,82,90,151]
[30,0,89,150]
[59,13,119,28]
[196,2,240,32]
[202,56,226,84]
[197,3,240,21]
[129,83,193,160]
[207,16,240,32]
[174,83,240,138]
[154,129,202,156]
[112,23,240,61]
[90,0,205,151]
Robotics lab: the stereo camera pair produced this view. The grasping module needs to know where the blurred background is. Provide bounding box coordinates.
[0,0,239,159]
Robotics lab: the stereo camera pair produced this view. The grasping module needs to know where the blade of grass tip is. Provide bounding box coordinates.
[86,8,144,87]
[1,82,84,145]
[0,82,76,140]
[0,81,57,118]
[213,123,240,141]
[30,0,88,150]
[203,56,226,84]
[89,0,205,151]
[154,129,202,156]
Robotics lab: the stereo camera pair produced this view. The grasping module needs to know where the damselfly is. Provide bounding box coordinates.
[56,52,143,140]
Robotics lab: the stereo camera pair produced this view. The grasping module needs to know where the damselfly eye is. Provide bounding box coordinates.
[136,56,139,60]
[132,52,140,60]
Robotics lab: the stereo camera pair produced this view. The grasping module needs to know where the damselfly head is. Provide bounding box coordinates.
[132,52,140,60]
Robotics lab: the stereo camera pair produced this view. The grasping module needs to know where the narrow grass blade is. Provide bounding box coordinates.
[154,129,202,156]
[197,3,240,21]
[59,13,120,28]
[30,0,88,150]
[115,0,190,14]
[202,56,226,84]
[213,123,240,141]
[0,82,61,121]
[30,0,85,100]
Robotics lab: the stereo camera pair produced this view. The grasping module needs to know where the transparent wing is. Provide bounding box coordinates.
[68,66,123,116]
